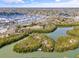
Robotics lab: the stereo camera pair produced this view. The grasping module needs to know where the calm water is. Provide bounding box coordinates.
[0,27,79,58]
[47,27,73,40]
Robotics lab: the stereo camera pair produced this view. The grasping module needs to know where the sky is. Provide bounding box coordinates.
[0,0,79,7]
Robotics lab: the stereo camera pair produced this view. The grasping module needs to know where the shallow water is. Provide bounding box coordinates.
[0,27,79,58]
[47,27,73,40]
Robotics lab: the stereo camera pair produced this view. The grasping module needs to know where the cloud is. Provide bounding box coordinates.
[3,0,24,3]
[1,0,79,7]
[70,0,79,3]
[56,0,61,2]
[27,0,79,7]
[21,1,79,8]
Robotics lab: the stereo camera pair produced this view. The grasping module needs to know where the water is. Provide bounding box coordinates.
[47,27,73,40]
[0,27,79,58]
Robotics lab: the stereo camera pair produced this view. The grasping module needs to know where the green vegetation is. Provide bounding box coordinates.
[41,38,55,52]
[13,36,41,53]
[67,28,79,37]
[14,33,79,53]
[26,24,57,33]
[55,36,79,52]
[0,32,29,48]
[13,33,55,53]
[57,23,79,27]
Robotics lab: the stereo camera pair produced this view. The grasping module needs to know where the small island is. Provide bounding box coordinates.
[13,33,55,53]
[55,36,79,52]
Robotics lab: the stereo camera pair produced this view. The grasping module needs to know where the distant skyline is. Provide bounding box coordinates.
[0,0,79,7]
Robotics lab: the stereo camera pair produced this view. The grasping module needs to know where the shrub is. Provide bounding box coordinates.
[0,32,29,48]
[13,33,55,53]
[67,29,79,37]
[41,39,55,52]
[55,36,79,52]
[26,24,57,33]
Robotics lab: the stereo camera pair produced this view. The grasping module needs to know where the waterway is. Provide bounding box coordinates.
[0,27,79,58]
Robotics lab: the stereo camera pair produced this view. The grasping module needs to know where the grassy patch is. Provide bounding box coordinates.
[24,24,57,33]
[67,28,79,37]
[55,36,79,52]
[13,33,55,53]
[56,23,79,27]
[0,32,29,48]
